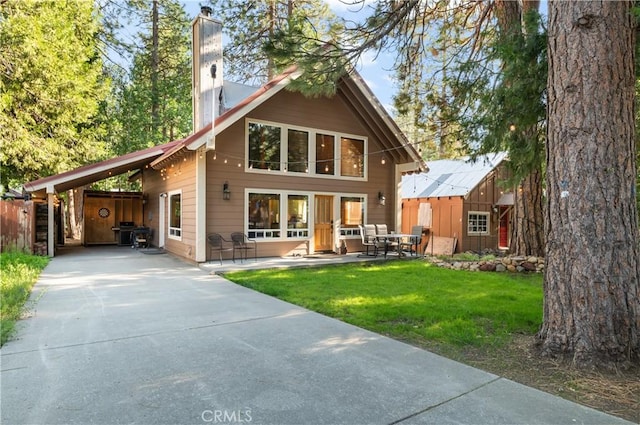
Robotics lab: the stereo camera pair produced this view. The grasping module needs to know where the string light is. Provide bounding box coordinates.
[171,140,428,172]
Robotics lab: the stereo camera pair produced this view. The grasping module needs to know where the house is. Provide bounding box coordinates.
[22,8,426,260]
[400,152,513,254]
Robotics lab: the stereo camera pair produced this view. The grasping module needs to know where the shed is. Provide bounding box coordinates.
[401,152,513,254]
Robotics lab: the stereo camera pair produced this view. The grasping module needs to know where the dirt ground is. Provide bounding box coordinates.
[428,335,639,424]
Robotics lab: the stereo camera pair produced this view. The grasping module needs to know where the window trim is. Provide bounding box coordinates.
[168,189,182,241]
[245,118,368,181]
[245,189,368,241]
[467,211,490,236]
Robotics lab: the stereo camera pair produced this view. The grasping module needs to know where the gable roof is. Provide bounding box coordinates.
[151,65,424,170]
[23,65,425,196]
[401,152,508,199]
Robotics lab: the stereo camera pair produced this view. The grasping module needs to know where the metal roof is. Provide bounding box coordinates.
[401,152,508,199]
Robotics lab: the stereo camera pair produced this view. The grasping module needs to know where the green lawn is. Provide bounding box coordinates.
[0,251,49,346]
[224,261,543,349]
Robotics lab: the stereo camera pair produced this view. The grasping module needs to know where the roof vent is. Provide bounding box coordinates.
[200,6,212,16]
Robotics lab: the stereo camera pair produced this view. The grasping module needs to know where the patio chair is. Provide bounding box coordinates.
[375,224,399,256]
[207,233,233,265]
[358,224,383,257]
[230,232,257,263]
[400,225,424,257]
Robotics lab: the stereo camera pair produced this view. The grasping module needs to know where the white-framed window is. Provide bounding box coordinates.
[467,211,490,235]
[286,194,309,238]
[168,189,182,240]
[246,190,366,240]
[247,192,281,239]
[340,196,364,229]
[246,119,367,180]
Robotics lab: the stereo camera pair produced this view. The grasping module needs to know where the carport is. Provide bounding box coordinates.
[22,140,182,257]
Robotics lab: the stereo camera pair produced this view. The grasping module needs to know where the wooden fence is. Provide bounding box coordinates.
[1,199,35,254]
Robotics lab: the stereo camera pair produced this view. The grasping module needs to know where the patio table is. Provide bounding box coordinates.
[376,233,420,257]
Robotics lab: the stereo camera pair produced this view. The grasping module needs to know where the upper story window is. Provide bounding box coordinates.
[246,119,367,180]
[340,137,364,178]
[248,122,281,171]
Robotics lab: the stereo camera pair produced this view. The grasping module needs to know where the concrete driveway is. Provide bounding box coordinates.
[0,246,632,425]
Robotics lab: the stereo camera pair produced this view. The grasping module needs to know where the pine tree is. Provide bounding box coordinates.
[207,0,343,86]
[109,0,192,155]
[0,0,109,189]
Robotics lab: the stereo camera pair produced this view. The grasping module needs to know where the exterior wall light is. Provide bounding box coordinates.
[223,181,231,200]
[378,191,386,206]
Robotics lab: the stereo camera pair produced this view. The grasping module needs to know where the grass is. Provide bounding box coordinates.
[224,261,543,349]
[0,250,49,346]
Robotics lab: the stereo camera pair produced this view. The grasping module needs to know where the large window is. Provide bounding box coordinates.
[287,195,309,237]
[248,122,281,171]
[168,190,182,239]
[246,119,366,180]
[340,137,365,177]
[288,129,309,173]
[468,212,490,235]
[248,193,281,239]
[316,133,335,175]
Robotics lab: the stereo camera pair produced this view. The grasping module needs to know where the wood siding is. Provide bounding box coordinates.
[402,166,510,253]
[142,85,413,261]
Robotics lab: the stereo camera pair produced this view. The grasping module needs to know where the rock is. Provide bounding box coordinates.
[496,264,506,272]
[521,261,537,272]
[479,263,496,271]
[527,256,538,264]
[507,264,517,272]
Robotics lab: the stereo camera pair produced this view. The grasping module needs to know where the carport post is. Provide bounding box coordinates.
[47,186,55,257]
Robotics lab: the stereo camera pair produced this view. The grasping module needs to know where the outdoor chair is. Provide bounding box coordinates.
[207,233,233,265]
[400,225,424,256]
[230,232,257,263]
[375,224,399,256]
[358,224,383,257]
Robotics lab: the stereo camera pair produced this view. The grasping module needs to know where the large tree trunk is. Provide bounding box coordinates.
[510,169,544,256]
[539,0,640,368]
[495,0,545,258]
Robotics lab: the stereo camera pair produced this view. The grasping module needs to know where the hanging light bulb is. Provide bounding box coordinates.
[381,156,386,165]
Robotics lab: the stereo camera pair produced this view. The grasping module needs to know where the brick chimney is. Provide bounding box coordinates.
[192,7,223,133]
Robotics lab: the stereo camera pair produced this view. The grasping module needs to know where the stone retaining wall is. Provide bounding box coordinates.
[425,255,545,273]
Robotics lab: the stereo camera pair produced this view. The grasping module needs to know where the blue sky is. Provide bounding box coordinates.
[181,0,396,114]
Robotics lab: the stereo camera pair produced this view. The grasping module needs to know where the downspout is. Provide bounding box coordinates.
[195,148,206,262]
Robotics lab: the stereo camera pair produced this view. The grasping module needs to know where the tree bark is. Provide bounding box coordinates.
[510,168,544,256]
[495,0,545,257]
[539,0,640,368]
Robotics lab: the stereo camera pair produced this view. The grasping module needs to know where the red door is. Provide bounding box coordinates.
[499,206,509,249]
